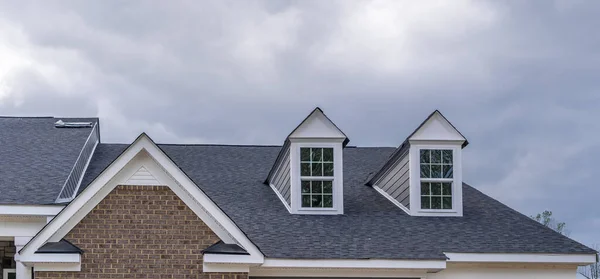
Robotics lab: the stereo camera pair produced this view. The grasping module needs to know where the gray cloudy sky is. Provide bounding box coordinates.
[0,1,598,247]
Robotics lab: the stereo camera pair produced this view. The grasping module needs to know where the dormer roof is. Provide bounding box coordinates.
[367,110,467,186]
[265,107,349,184]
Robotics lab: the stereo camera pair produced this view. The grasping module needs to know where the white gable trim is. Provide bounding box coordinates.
[409,111,466,143]
[20,133,264,264]
[289,108,346,140]
[0,205,64,216]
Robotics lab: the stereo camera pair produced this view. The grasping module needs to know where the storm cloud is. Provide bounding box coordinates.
[0,0,599,246]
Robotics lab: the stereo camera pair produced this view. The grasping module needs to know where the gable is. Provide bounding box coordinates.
[409,111,466,142]
[20,134,263,265]
[289,108,347,140]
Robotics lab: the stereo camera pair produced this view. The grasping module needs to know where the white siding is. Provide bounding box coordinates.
[428,265,577,279]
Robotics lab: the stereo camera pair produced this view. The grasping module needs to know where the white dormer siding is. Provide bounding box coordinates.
[371,110,467,217]
[266,108,348,215]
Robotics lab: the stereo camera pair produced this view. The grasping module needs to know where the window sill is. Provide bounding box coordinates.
[418,209,457,213]
[298,207,338,211]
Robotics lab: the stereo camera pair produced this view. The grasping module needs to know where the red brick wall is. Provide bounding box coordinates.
[35,185,248,279]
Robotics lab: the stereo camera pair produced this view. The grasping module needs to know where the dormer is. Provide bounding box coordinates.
[367,110,468,217]
[265,108,348,215]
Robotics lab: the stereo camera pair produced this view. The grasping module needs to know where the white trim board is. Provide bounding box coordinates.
[444,253,597,265]
[0,205,64,216]
[19,133,264,265]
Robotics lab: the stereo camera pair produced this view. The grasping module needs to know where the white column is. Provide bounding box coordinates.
[14,237,33,279]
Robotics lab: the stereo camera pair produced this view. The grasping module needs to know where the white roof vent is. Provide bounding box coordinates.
[55,120,94,128]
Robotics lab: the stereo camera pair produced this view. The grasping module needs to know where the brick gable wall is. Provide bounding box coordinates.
[35,185,248,279]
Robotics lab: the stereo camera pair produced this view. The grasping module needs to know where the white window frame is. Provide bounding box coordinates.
[409,142,463,217]
[419,149,454,210]
[289,140,344,215]
[3,268,16,279]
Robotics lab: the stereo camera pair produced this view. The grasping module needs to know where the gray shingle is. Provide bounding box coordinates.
[80,143,596,259]
[0,117,98,205]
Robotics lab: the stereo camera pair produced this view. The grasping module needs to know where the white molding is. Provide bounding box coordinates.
[409,112,466,142]
[203,263,251,273]
[33,263,81,272]
[0,205,64,216]
[444,253,598,265]
[3,268,15,279]
[19,253,80,264]
[260,258,447,270]
[373,185,411,214]
[204,253,263,264]
[19,134,264,265]
[269,183,292,212]
[249,267,428,278]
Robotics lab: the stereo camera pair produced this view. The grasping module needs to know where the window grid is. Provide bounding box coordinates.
[300,147,334,208]
[301,180,333,208]
[421,182,452,210]
[420,149,453,210]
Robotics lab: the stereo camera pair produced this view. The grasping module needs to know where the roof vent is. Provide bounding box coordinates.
[55,120,93,128]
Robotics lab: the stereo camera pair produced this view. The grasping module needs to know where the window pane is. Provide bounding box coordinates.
[311,148,322,161]
[311,181,322,193]
[443,150,453,164]
[420,150,430,163]
[421,196,431,209]
[301,181,311,193]
[301,163,311,176]
[323,163,334,176]
[420,164,430,178]
[443,165,453,178]
[443,197,452,209]
[323,148,333,162]
[442,183,452,195]
[301,148,311,161]
[323,195,333,208]
[431,197,442,209]
[431,183,442,195]
[312,195,322,207]
[312,163,323,176]
[431,165,442,178]
[421,182,430,195]
[431,150,442,163]
[302,195,311,207]
[323,181,333,193]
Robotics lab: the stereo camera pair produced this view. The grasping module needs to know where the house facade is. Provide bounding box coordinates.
[0,109,596,279]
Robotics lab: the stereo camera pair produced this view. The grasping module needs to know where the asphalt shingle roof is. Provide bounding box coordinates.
[79,143,596,259]
[0,117,97,204]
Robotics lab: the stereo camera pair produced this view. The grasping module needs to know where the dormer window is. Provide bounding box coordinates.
[367,110,467,217]
[265,108,348,215]
[420,149,453,210]
[301,147,334,208]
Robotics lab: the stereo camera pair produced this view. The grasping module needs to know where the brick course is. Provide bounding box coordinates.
[35,185,248,279]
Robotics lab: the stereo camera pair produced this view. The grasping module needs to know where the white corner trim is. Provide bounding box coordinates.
[20,134,264,264]
[373,185,410,214]
[444,253,598,265]
[0,205,64,216]
[269,184,291,212]
[260,258,447,270]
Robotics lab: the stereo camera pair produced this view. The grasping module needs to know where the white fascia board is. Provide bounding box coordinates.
[0,205,64,216]
[260,258,447,270]
[203,263,251,273]
[20,253,80,264]
[34,263,81,272]
[444,253,598,265]
[203,253,264,265]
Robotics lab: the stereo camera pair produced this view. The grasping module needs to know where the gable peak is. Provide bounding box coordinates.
[409,110,468,146]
